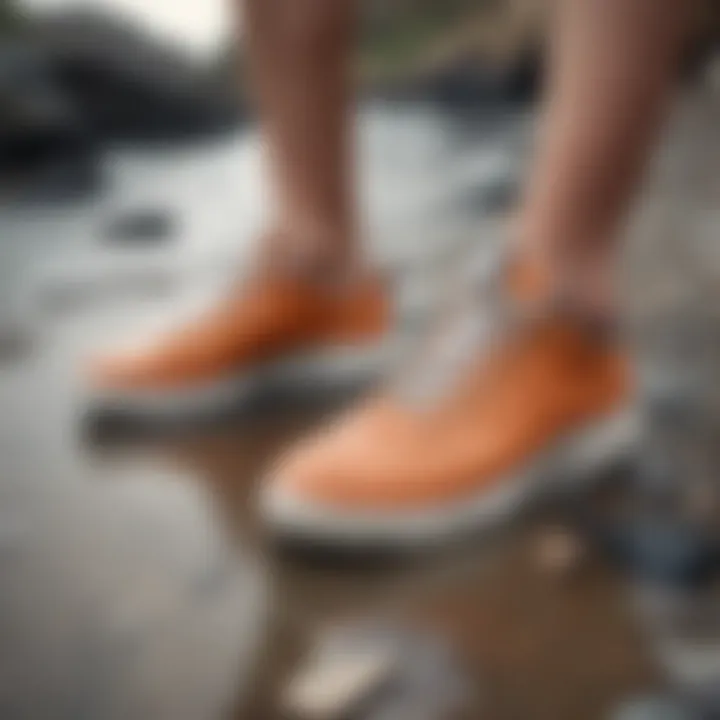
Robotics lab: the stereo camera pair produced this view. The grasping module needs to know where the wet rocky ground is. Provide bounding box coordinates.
[0,322,662,720]
[0,81,719,719]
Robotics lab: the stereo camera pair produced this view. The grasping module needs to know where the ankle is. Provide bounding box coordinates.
[258,227,372,286]
[555,252,617,321]
[510,236,617,321]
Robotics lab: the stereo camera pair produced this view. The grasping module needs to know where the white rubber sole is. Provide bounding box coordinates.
[260,407,641,549]
[88,340,395,420]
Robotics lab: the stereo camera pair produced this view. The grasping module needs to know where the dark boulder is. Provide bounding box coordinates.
[33,10,245,143]
[102,208,175,245]
[0,41,100,200]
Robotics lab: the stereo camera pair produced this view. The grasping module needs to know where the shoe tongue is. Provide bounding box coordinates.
[454,247,554,311]
[393,251,515,408]
[393,250,614,409]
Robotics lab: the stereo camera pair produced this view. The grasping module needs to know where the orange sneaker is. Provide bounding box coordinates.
[261,272,638,548]
[87,265,390,417]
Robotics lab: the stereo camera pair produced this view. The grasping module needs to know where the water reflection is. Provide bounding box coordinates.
[0,450,264,719]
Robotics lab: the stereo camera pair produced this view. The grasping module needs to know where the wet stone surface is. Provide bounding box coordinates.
[0,311,661,720]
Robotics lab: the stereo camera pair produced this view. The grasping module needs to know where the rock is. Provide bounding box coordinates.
[11,151,103,204]
[0,43,78,151]
[283,638,397,720]
[600,517,718,589]
[0,41,101,198]
[283,621,470,720]
[103,209,174,245]
[461,175,519,215]
[630,583,720,690]
[363,631,471,720]
[32,10,244,143]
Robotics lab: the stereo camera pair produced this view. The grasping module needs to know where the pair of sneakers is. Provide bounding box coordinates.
[87,251,636,548]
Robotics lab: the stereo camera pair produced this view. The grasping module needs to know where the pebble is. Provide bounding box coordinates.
[601,518,717,589]
[283,643,397,720]
[461,176,518,216]
[536,526,586,576]
[102,209,174,244]
[282,622,470,720]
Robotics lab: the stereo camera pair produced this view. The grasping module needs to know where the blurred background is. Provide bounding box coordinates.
[1,1,720,719]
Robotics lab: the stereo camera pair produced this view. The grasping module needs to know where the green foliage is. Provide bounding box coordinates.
[359,0,482,74]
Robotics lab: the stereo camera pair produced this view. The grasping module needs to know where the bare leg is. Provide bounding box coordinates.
[517,0,690,313]
[242,0,358,270]
[258,0,704,550]
[87,1,389,416]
